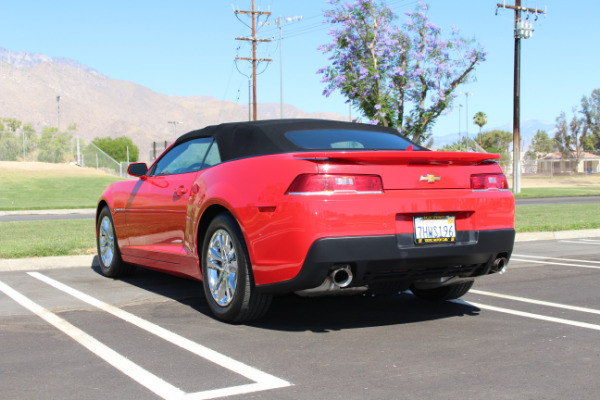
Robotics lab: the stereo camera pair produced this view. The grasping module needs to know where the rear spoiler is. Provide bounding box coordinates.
[294,150,501,165]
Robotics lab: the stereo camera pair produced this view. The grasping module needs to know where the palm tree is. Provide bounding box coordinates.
[473,111,487,147]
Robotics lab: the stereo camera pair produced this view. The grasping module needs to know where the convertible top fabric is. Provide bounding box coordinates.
[174,119,412,162]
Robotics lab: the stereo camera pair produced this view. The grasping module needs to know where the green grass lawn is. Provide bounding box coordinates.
[515,203,600,232]
[515,186,600,198]
[2,203,599,259]
[1,163,599,259]
[0,168,123,211]
[0,219,96,258]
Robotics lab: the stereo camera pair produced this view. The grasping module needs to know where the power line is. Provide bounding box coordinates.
[235,0,272,121]
[496,0,546,194]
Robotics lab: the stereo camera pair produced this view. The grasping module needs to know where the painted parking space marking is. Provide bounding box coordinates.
[470,289,600,316]
[512,254,600,265]
[559,240,600,245]
[457,300,600,332]
[2,272,292,400]
[0,279,185,399]
[509,256,600,270]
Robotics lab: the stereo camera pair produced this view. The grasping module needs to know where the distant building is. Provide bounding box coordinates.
[537,152,600,175]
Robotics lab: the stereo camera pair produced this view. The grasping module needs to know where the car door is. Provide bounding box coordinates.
[123,137,216,270]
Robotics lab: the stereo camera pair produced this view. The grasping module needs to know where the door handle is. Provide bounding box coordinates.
[175,186,188,196]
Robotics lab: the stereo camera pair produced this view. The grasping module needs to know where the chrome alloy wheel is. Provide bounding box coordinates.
[206,229,238,307]
[98,216,115,267]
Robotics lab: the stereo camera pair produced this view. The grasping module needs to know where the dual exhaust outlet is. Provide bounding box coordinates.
[492,257,508,274]
[330,264,353,288]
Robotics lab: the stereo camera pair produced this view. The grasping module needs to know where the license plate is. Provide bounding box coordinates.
[414,215,456,244]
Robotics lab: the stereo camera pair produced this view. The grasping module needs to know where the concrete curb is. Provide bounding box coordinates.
[1,229,599,272]
[0,255,99,272]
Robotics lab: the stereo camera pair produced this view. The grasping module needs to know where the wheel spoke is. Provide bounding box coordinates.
[206,228,238,307]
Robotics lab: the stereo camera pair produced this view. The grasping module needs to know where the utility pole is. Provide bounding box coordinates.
[235,0,272,121]
[496,1,545,193]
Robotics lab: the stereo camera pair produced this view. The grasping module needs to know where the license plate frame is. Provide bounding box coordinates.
[413,215,456,244]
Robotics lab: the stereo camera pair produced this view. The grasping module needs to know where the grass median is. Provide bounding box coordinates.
[0,162,123,211]
[2,203,599,259]
[0,219,96,259]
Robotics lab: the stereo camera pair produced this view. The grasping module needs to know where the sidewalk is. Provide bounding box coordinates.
[2,229,599,272]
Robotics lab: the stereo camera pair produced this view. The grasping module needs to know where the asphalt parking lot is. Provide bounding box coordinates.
[1,236,600,400]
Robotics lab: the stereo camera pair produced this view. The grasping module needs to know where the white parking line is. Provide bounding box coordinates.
[470,290,600,315]
[512,254,600,265]
[16,272,292,399]
[509,258,600,270]
[0,279,185,399]
[461,300,600,332]
[559,240,600,245]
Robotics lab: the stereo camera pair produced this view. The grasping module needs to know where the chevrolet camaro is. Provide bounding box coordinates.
[96,119,515,322]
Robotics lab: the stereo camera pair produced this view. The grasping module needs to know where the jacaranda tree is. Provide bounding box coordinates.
[318,0,487,144]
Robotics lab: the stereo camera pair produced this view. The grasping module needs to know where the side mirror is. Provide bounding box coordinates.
[127,162,148,178]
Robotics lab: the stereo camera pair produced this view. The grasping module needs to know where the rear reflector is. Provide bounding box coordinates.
[286,174,383,195]
[471,173,509,190]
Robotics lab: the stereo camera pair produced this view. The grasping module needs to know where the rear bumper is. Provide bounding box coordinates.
[256,229,515,294]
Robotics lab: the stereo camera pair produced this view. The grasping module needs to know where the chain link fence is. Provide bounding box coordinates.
[499,157,600,177]
[0,131,129,177]
[3,130,599,179]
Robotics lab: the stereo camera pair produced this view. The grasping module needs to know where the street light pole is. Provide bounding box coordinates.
[461,92,472,151]
[168,121,182,140]
[458,104,463,151]
[274,15,302,119]
[56,95,61,131]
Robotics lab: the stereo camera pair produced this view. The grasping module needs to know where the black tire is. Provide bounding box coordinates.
[96,207,135,278]
[410,281,474,301]
[201,213,272,323]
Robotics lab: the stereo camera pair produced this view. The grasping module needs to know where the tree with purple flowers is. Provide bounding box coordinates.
[318,0,487,144]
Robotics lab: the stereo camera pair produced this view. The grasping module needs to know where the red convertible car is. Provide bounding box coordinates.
[96,119,515,322]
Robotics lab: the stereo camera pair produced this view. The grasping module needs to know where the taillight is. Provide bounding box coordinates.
[471,173,509,190]
[286,174,383,195]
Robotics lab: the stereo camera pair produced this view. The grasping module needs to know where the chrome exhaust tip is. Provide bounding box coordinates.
[493,257,508,274]
[330,265,353,288]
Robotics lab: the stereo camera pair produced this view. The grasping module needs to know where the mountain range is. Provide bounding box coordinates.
[1,47,554,159]
[0,47,345,161]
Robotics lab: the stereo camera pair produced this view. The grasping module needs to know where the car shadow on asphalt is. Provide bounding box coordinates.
[249,293,480,332]
[90,263,480,332]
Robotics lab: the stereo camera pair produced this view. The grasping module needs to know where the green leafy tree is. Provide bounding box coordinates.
[439,136,476,152]
[480,129,512,155]
[440,129,511,159]
[37,132,72,163]
[3,118,22,133]
[526,130,555,158]
[318,1,486,144]
[42,126,59,133]
[0,120,5,132]
[22,124,38,155]
[92,136,139,162]
[0,132,20,160]
[555,110,586,172]
[580,89,600,152]
[472,111,487,145]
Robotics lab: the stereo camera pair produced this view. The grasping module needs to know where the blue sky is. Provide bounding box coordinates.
[1,0,598,143]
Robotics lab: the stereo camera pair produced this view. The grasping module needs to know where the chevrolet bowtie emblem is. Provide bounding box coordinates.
[420,174,441,183]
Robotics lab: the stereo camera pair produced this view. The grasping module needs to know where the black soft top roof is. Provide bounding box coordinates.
[174,119,412,162]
